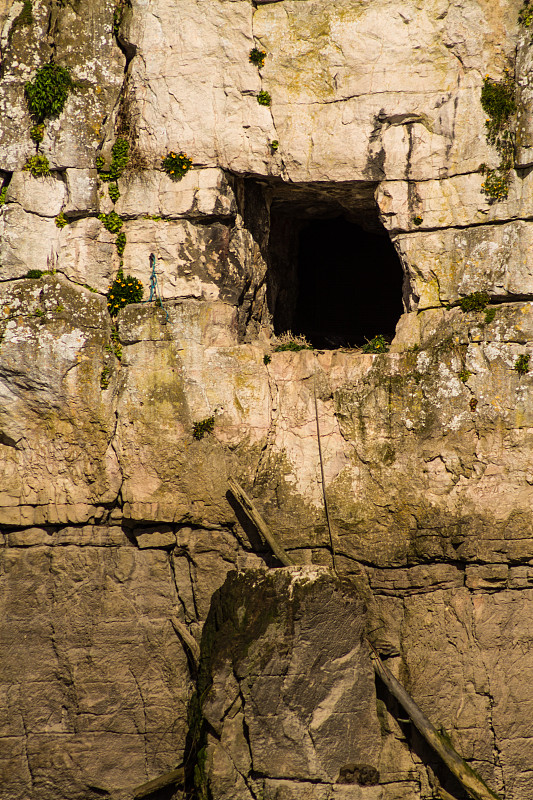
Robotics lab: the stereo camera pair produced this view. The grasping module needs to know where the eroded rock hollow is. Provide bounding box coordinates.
[1,0,533,798]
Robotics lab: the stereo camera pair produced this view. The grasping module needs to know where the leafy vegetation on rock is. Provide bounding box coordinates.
[96,138,130,182]
[362,334,389,354]
[519,0,533,26]
[480,71,516,202]
[106,269,143,316]
[55,211,68,229]
[23,154,50,177]
[162,151,192,180]
[25,63,73,122]
[98,211,123,234]
[458,292,490,312]
[249,48,266,68]
[514,354,530,375]
[193,417,215,440]
[257,90,271,106]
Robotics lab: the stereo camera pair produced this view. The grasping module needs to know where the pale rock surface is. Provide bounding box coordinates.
[1,0,533,799]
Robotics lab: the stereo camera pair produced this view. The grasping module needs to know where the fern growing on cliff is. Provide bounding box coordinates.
[25,63,73,122]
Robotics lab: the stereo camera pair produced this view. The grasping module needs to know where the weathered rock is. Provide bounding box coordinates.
[1,1,533,798]
[195,567,381,798]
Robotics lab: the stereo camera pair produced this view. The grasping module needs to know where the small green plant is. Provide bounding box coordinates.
[162,150,192,180]
[30,123,44,144]
[98,210,123,233]
[55,304,64,313]
[96,137,130,182]
[484,307,496,324]
[23,154,50,177]
[113,4,122,36]
[0,185,7,205]
[469,397,478,412]
[257,91,271,106]
[25,269,44,278]
[106,269,143,317]
[108,183,120,203]
[263,354,271,365]
[193,416,215,440]
[514,353,530,375]
[116,231,126,256]
[34,308,44,318]
[481,165,511,202]
[459,369,472,383]
[272,332,312,352]
[412,216,423,226]
[479,71,516,202]
[25,63,73,122]
[55,211,68,228]
[362,334,389,354]
[111,327,122,360]
[519,1,533,27]
[270,140,279,152]
[249,48,266,68]
[100,365,111,389]
[458,291,490,312]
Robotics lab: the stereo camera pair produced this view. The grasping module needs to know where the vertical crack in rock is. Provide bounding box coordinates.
[470,597,506,797]
[129,667,149,776]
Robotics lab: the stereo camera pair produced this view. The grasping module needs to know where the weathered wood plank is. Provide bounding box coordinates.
[369,645,502,800]
[228,478,294,567]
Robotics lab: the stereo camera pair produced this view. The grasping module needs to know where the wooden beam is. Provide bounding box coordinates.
[170,616,200,668]
[132,766,184,799]
[228,478,294,567]
[369,645,502,800]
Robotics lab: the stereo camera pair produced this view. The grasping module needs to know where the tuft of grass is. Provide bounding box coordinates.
[25,269,44,278]
[484,307,496,324]
[263,354,271,365]
[55,211,68,229]
[272,332,312,352]
[459,369,472,383]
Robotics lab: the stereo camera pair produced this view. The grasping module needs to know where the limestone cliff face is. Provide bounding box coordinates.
[1,1,533,799]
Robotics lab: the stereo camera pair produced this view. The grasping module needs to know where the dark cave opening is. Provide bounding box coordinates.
[267,210,405,349]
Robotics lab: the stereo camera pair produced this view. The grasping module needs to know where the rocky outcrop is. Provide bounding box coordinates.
[1,0,533,798]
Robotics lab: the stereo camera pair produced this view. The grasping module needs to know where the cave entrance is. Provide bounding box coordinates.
[266,185,405,349]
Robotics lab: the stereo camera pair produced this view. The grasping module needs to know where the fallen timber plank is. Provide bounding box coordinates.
[369,644,502,800]
[228,478,294,567]
[132,766,184,799]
